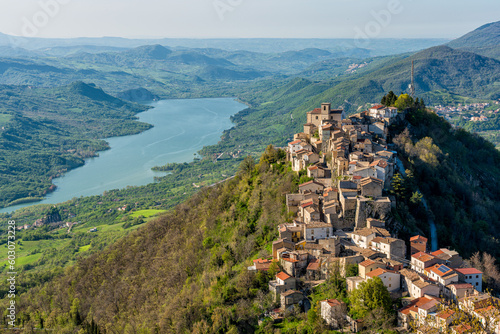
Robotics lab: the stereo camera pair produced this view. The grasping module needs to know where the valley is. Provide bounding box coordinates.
[0,17,498,334]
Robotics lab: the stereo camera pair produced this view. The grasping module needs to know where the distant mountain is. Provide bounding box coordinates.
[122,44,172,60]
[448,21,500,48]
[198,65,268,80]
[312,45,500,110]
[448,21,500,60]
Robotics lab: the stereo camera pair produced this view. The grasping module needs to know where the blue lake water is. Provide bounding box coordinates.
[0,98,246,213]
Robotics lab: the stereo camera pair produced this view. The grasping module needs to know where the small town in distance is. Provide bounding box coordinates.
[247,101,497,333]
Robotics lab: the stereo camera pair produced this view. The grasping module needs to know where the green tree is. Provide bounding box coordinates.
[349,277,392,319]
[390,173,406,200]
[394,93,414,111]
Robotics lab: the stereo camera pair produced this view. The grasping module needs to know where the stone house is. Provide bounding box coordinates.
[307,165,325,178]
[424,264,459,286]
[299,180,324,194]
[306,103,346,128]
[351,228,376,249]
[410,235,428,255]
[444,283,475,302]
[370,237,406,260]
[304,221,333,241]
[411,252,441,274]
[280,290,304,310]
[358,259,384,279]
[320,299,347,328]
[359,177,383,197]
[431,248,463,268]
[366,268,400,292]
[455,268,483,292]
[269,271,296,302]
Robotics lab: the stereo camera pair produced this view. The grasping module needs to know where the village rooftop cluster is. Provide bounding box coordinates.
[249,103,498,333]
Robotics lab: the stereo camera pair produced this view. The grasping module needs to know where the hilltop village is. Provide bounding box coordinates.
[249,103,499,332]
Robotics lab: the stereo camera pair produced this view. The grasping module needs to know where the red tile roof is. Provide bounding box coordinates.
[412,251,435,263]
[431,249,444,256]
[307,260,320,271]
[371,105,385,110]
[276,272,292,281]
[447,283,474,290]
[427,264,454,277]
[410,235,428,242]
[455,268,483,275]
[309,108,321,114]
[436,309,455,319]
[289,140,301,145]
[323,299,343,307]
[366,268,388,278]
[359,259,376,267]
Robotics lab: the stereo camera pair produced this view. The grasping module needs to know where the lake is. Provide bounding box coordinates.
[0,98,246,213]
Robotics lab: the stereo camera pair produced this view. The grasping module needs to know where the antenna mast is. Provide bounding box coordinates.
[409,60,415,98]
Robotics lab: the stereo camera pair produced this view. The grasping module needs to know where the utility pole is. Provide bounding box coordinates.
[409,60,415,98]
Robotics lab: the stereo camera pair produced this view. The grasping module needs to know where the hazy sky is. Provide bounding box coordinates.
[0,0,498,39]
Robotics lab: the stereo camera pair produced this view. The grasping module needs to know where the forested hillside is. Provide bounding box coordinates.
[7,153,300,333]
[0,82,150,207]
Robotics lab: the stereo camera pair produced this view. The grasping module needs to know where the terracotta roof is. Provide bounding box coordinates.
[276,272,292,281]
[410,235,428,242]
[353,175,362,180]
[455,268,483,275]
[412,252,435,263]
[452,323,472,334]
[366,268,389,278]
[398,268,420,281]
[360,176,383,187]
[431,249,444,256]
[447,283,474,290]
[427,264,455,278]
[282,258,299,263]
[371,237,385,243]
[436,309,455,319]
[300,200,314,208]
[376,160,388,168]
[309,108,322,114]
[281,289,301,297]
[308,166,318,171]
[352,228,376,237]
[307,259,320,271]
[289,140,301,145]
[371,105,385,110]
[322,299,343,307]
[419,298,440,310]
[359,259,376,267]
[369,160,381,167]
[299,180,324,188]
[413,279,433,289]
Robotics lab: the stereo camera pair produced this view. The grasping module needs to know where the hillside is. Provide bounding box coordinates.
[448,20,500,60]
[7,156,298,333]
[0,82,150,207]
[6,104,500,332]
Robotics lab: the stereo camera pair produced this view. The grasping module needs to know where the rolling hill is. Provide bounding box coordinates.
[448,20,500,60]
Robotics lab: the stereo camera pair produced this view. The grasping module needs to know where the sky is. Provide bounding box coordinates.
[0,0,498,40]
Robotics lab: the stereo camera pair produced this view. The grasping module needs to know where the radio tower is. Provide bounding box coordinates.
[409,60,415,98]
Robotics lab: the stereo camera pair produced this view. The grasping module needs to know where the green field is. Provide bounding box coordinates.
[129,209,167,218]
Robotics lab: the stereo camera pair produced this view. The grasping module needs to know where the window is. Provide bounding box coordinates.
[389,284,391,287]
[476,275,479,278]
[476,282,479,286]
[316,116,318,120]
